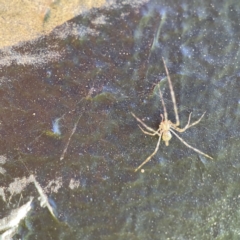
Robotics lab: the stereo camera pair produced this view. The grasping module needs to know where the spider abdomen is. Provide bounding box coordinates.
[162,131,172,146]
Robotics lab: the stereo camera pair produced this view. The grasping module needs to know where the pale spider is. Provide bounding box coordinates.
[131,58,213,172]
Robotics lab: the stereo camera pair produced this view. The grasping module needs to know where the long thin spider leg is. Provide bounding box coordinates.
[138,125,160,136]
[174,112,206,133]
[172,112,192,132]
[158,84,168,120]
[170,129,213,159]
[135,133,162,172]
[162,58,180,126]
[187,111,206,128]
[131,112,156,133]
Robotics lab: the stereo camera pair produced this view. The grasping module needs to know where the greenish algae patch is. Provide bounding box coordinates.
[92,92,117,107]
[43,130,62,140]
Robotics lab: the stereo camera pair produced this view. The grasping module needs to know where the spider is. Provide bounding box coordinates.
[131,58,213,172]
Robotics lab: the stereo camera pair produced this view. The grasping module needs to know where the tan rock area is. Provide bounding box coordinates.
[0,0,105,48]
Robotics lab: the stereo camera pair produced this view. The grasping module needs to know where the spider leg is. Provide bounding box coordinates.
[170,129,213,159]
[162,58,180,126]
[158,84,168,120]
[173,112,206,132]
[135,133,162,172]
[172,112,192,132]
[131,112,156,133]
[138,125,160,136]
